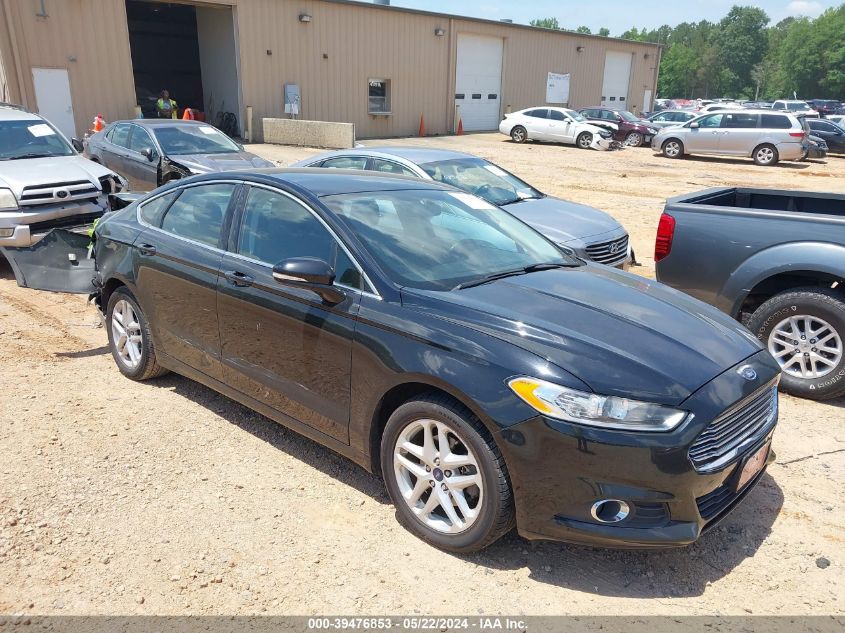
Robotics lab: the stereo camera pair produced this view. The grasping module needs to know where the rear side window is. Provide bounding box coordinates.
[320,156,368,170]
[525,109,548,119]
[159,183,236,247]
[760,114,792,129]
[139,191,178,227]
[723,113,758,128]
[370,158,417,177]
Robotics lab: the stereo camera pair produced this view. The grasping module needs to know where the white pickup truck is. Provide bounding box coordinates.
[0,105,125,248]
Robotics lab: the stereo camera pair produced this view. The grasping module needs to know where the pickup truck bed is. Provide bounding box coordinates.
[656,187,845,400]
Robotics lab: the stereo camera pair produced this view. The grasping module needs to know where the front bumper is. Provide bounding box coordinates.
[0,199,106,247]
[497,350,781,548]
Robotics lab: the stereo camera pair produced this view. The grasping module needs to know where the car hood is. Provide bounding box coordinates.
[167,151,275,173]
[403,265,761,405]
[502,196,624,245]
[0,155,114,197]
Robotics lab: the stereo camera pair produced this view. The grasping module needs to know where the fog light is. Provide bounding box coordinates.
[590,499,630,524]
[0,228,14,238]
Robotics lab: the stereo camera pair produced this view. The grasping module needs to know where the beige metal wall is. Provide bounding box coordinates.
[0,0,660,141]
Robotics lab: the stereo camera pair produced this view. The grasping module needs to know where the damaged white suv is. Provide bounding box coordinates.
[0,105,125,248]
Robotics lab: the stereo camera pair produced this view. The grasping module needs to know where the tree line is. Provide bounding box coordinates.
[530,4,845,100]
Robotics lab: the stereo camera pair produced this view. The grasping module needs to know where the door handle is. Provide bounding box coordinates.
[224,270,254,287]
[138,243,156,256]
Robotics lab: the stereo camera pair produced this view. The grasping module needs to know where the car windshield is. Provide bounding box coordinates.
[618,110,640,122]
[152,124,240,155]
[787,102,812,111]
[323,189,577,291]
[565,109,587,122]
[419,157,542,206]
[0,119,74,160]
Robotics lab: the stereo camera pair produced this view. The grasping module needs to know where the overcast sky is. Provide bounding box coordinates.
[390,0,837,35]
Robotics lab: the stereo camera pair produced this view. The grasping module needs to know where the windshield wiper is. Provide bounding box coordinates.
[499,193,542,206]
[453,261,579,290]
[8,153,60,160]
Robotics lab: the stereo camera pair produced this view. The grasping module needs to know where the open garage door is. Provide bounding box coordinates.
[126,0,241,136]
[455,34,503,132]
[601,51,632,108]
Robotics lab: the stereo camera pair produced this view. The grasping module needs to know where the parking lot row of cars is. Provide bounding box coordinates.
[1,101,842,556]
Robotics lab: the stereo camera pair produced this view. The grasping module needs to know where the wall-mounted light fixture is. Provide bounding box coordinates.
[298,13,312,22]
[434,27,445,36]
[576,46,585,52]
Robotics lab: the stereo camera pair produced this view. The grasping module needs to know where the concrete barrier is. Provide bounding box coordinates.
[262,118,355,149]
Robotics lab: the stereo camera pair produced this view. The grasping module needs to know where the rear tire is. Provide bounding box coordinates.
[381,393,514,553]
[510,126,528,144]
[106,288,168,381]
[662,139,684,159]
[753,143,779,166]
[576,132,593,149]
[747,288,845,400]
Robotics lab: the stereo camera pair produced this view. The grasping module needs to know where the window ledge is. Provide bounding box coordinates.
[368,111,392,116]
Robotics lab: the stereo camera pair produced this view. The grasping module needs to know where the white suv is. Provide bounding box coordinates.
[0,106,125,248]
[771,100,820,118]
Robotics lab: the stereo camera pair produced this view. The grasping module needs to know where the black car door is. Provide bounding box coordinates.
[124,124,161,191]
[217,184,364,443]
[811,121,845,153]
[132,181,240,380]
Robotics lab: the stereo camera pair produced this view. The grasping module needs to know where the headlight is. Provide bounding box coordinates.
[0,188,18,211]
[599,130,612,138]
[508,377,688,431]
[647,127,658,134]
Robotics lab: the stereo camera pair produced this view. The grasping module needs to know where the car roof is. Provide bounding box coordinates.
[0,107,43,122]
[301,146,477,166]
[109,119,210,128]
[185,168,454,197]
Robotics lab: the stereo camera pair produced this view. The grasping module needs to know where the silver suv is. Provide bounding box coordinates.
[0,106,124,248]
[652,110,808,166]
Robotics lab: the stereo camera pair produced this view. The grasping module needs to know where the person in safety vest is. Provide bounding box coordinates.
[156,90,177,119]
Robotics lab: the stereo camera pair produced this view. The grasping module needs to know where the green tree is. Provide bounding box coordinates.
[530,17,560,29]
[597,27,610,37]
[712,6,770,96]
[575,26,591,34]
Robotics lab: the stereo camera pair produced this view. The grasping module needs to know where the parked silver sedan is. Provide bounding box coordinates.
[293,147,631,267]
[645,109,697,129]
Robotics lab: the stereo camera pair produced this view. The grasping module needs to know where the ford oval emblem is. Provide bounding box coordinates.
[737,365,757,381]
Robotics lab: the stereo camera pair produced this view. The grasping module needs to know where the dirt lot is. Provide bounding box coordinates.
[1,134,843,616]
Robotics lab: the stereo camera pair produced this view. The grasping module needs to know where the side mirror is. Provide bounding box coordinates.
[71,138,84,152]
[272,257,345,304]
[690,122,700,129]
[140,148,156,162]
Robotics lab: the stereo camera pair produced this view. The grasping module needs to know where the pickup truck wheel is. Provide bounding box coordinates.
[381,394,514,553]
[576,132,593,149]
[747,288,845,400]
[106,288,169,381]
[662,139,684,159]
[753,144,779,166]
[510,126,528,144]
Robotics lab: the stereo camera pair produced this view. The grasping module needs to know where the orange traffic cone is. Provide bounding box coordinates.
[418,114,426,137]
[182,108,195,120]
[92,114,105,132]
[456,117,464,136]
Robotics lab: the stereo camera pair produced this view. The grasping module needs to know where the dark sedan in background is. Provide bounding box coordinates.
[578,107,660,147]
[84,120,274,190]
[806,119,845,154]
[5,170,780,552]
[293,147,631,268]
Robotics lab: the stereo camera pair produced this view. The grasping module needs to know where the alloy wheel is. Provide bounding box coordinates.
[756,146,775,164]
[111,299,143,370]
[393,418,483,534]
[625,132,643,146]
[511,127,526,143]
[768,314,843,379]
[578,133,592,149]
[664,141,681,157]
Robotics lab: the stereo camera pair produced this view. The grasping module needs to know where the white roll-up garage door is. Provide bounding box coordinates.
[455,34,504,131]
[601,51,632,108]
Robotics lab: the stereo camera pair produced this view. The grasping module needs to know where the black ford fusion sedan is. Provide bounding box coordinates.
[7,170,780,553]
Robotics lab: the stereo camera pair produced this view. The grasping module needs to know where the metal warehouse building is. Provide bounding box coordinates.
[0,0,660,141]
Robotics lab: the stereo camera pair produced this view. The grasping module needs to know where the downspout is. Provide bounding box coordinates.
[652,43,662,100]
[2,0,27,107]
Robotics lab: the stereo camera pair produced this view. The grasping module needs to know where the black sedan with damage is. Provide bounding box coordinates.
[4,170,781,552]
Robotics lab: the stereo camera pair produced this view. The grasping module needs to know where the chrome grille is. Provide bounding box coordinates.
[585,234,629,266]
[688,384,777,473]
[19,180,100,206]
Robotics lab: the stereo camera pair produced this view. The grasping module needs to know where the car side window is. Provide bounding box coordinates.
[321,156,368,170]
[139,190,179,227]
[128,126,156,154]
[760,114,792,129]
[370,158,417,177]
[109,123,132,148]
[237,187,362,289]
[526,109,548,119]
[549,110,565,121]
[723,113,758,128]
[698,114,724,128]
[159,183,236,247]
[602,110,617,121]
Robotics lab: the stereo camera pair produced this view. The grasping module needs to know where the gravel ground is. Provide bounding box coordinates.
[0,133,843,616]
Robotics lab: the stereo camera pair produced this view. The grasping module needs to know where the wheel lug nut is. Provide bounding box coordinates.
[801,336,806,340]
[812,348,817,353]
[425,465,431,472]
[444,470,452,477]
[810,339,816,344]
[434,458,440,466]
[441,483,448,491]
[429,480,435,487]
[804,352,810,357]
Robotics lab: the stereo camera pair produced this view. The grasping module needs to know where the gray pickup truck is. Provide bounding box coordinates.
[655,187,845,400]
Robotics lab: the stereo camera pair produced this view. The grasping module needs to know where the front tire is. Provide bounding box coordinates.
[106,288,168,381]
[747,288,845,400]
[753,143,779,166]
[625,131,644,147]
[381,394,514,553]
[510,126,528,144]
[576,132,593,149]
[662,139,684,158]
